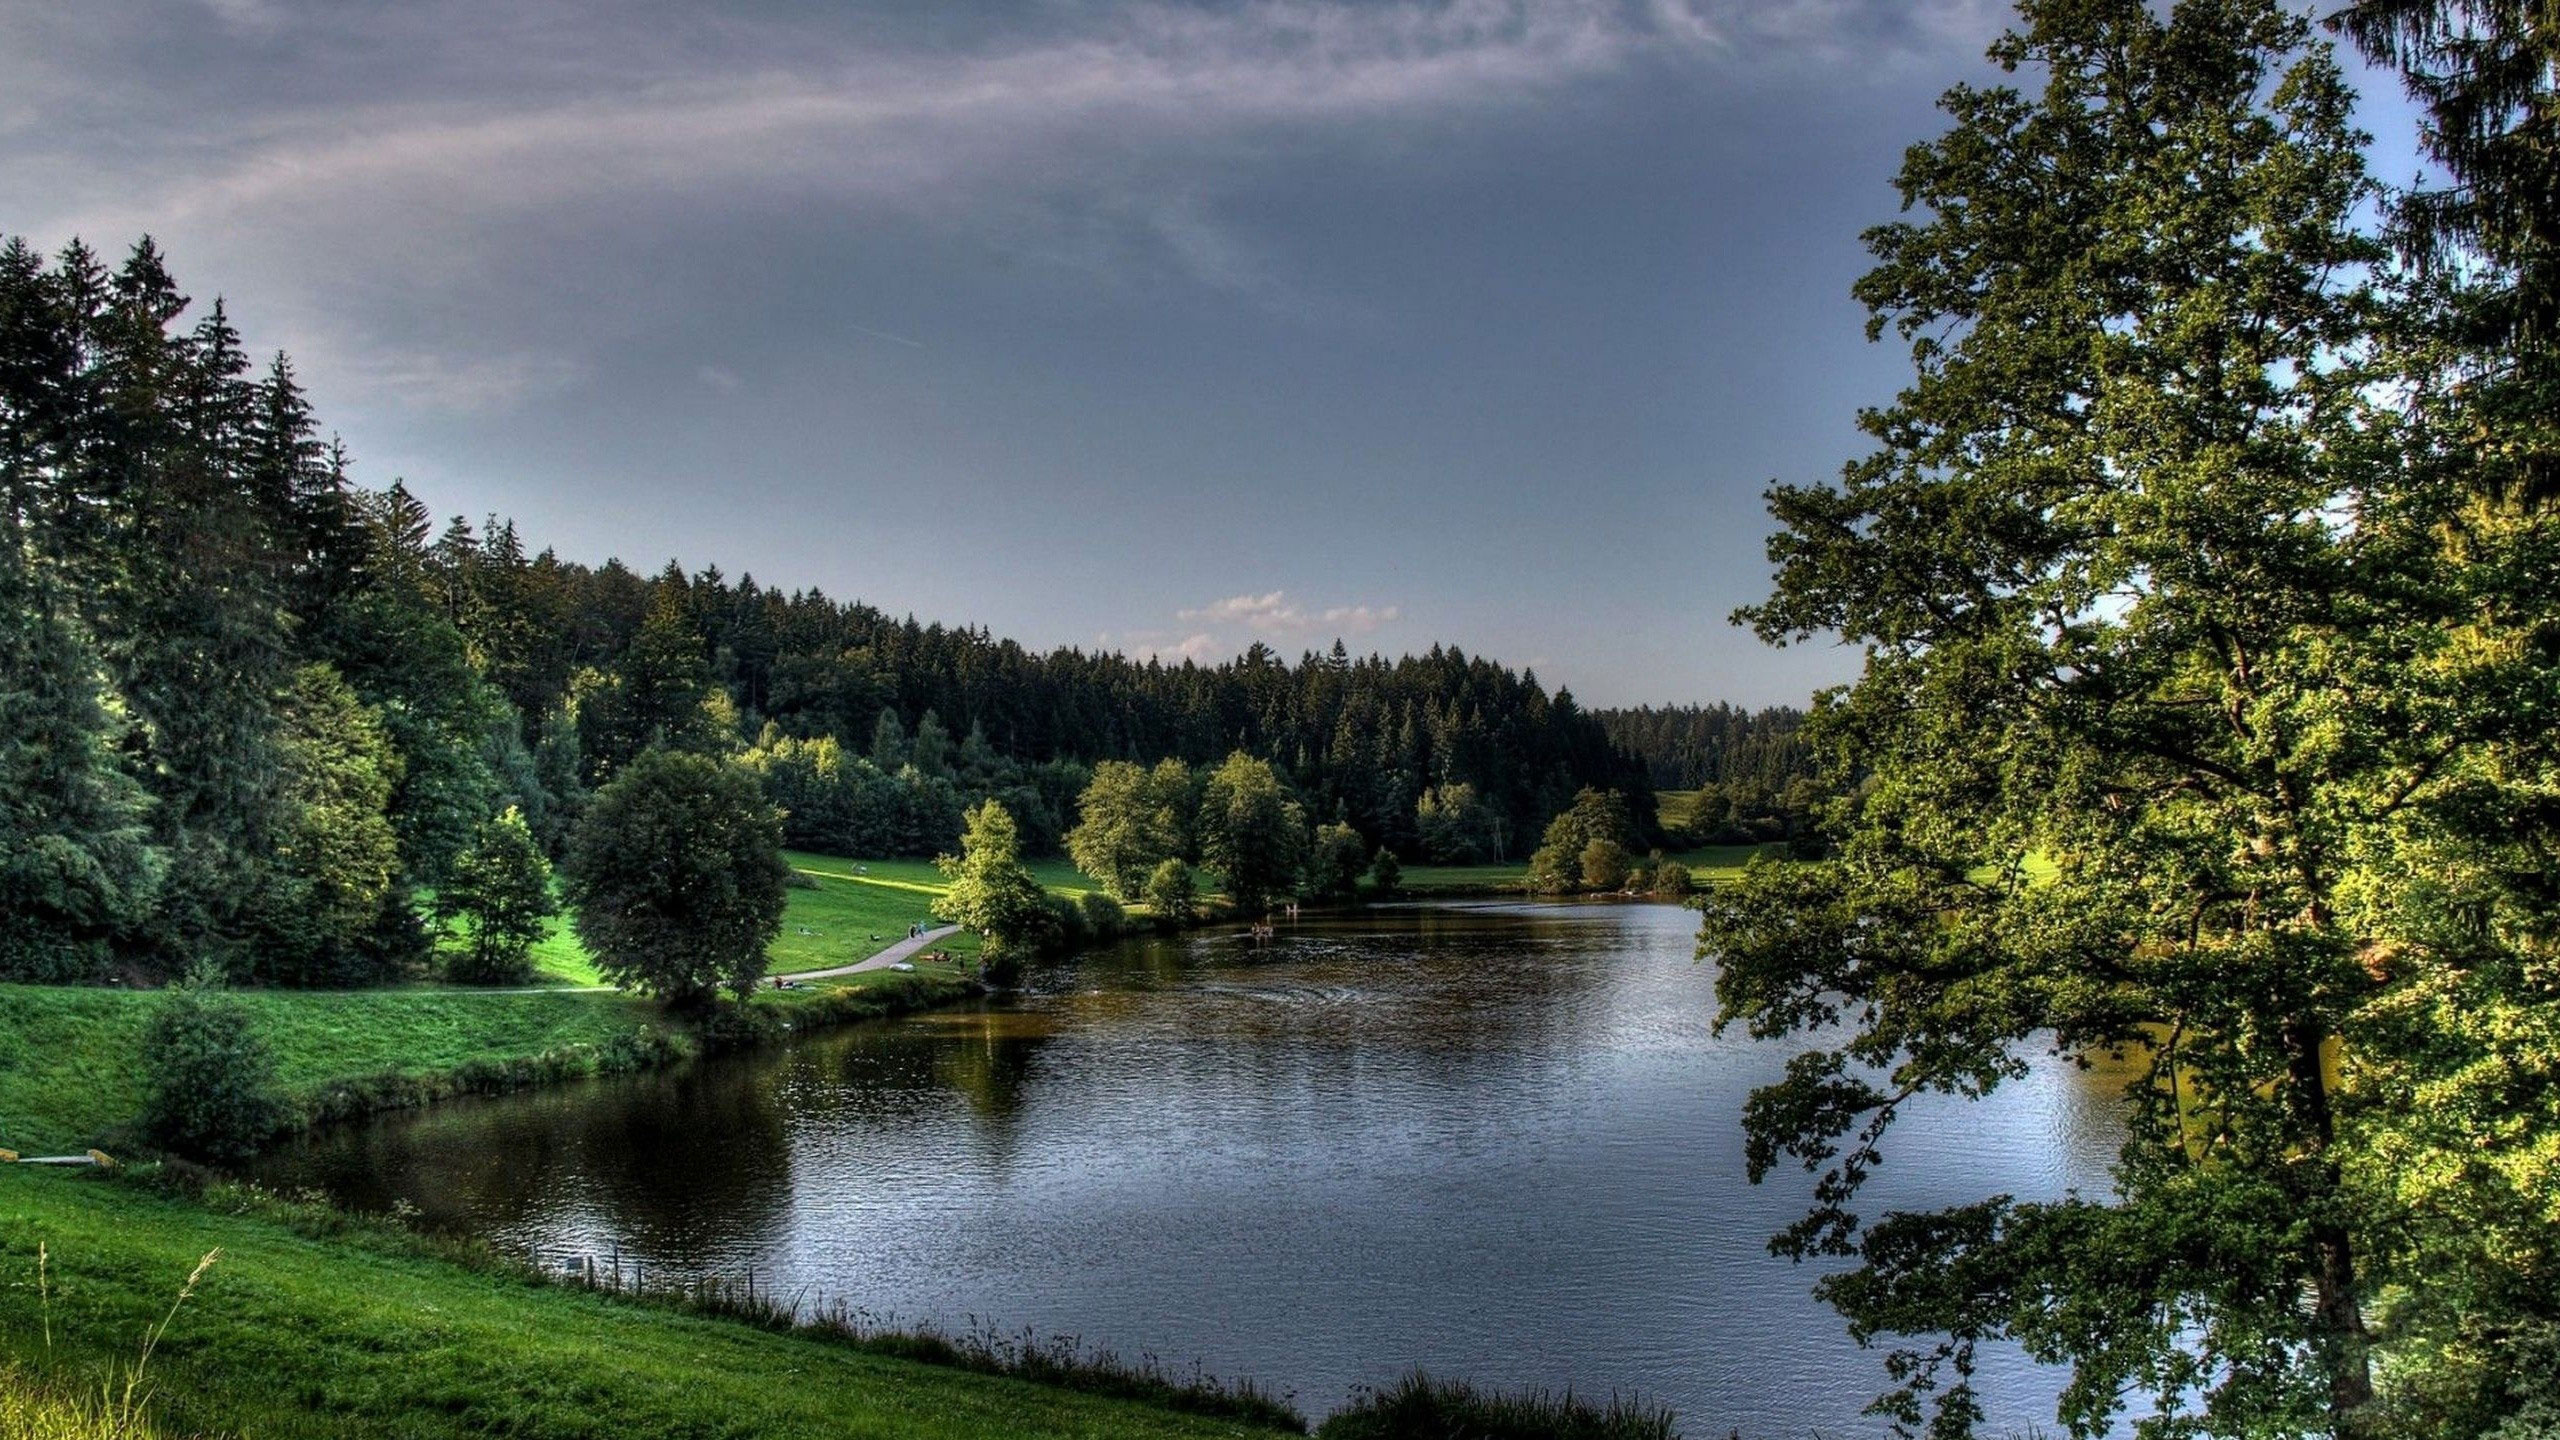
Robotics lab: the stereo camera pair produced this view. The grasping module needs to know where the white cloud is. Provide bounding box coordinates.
[696,364,743,393]
[1099,629,1226,664]
[1179,590,1401,639]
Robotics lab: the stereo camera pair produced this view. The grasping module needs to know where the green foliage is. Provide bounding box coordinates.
[1414,783,1502,864]
[1693,3,2536,1435]
[1651,862,1692,899]
[1368,848,1401,895]
[1197,752,1308,914]
[140,965,287,1164]
[1527,789,1633,894]
[933,801,1056,967]
[437,807,555,986]
[1066,759,1192,901]
[249,665,404,987]
[1306,822,1369,901]
[0,595,160,982]
[1577,838,1632,893]
[563,749,788,1007]
[1142,859,1199,927]
[1074,891,1127,943]
[1314,1373,1677,1440]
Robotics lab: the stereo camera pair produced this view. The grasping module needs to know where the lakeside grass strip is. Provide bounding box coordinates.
[0,971,977,1157]
[0,1171,1300,1440]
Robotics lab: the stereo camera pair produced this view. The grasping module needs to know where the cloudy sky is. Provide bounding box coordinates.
[0,0,2418,706]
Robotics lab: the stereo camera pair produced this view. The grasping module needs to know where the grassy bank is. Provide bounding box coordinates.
[0,969,974,1158]
[0,1170,1298,1440]
[1393,844,1784,895]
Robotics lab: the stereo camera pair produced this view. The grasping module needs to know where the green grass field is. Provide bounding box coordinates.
[0,967,970,1158]
[498,851,1112,986]
[0,1171,1295,1440]
[1394,843,1785,894]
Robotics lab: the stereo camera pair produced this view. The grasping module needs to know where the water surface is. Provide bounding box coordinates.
[257,902,2126,1435]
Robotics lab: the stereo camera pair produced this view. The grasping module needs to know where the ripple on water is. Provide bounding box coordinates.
[251,901,2130,1437]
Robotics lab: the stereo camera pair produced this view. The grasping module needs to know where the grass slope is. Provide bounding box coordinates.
[0,1171,1291,1440]
[0,969,969,1157]
[508,851,1111,985]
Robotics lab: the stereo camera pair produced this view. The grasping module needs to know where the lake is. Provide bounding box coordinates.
[252,901,2127,1436]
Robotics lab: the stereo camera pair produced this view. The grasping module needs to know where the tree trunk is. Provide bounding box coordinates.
[2284,1015,2374,1428]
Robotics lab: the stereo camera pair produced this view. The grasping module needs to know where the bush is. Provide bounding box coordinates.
[1579,838,1633,892]
[1317,1372,1679,1440]
[141,965,289,1164]
[1076,891,1127,942]
[1143,858,1199,927]
[438,806,555,986]
[1654,862,1693,898]
[1370,848,1402,894]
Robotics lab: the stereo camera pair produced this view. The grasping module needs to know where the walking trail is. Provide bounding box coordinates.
[778,924,963,985]
[432,924,967,995]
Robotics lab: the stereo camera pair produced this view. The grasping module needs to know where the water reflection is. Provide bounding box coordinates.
[254,901,2128,1435]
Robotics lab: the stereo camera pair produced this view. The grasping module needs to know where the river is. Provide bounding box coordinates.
[252,900,2127,1436]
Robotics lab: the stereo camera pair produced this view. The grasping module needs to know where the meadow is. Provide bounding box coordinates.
[508,851,1111,985]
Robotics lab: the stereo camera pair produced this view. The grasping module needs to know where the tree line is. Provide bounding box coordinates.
[1593,702,1820,845]
[0,235,1652,987]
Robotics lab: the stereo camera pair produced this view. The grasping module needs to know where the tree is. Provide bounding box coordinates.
[2329,8,2560,1429]
[1527,788,1633,894]
[438,806,554,985]
[1416,782,1499,864]
[1578,837,1632,893]
[1308,822,1369,900]
[1698,3,2429,1435]
[141,963,287,1164]
[562,748,787,1007]
[2337,0,2560,501]
[934,800,1055,976]
[0,595,161,981]
[1369,847,1402,895]
[1143,857,1199,927]
[252,664,404,986]
[1067,760,1173,900]
[1196,751,1308,914]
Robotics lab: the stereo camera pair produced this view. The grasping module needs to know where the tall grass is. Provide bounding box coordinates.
[1316,1372,1681,1440]
[4,1241,219,1440]
[574,1266,1308,1433]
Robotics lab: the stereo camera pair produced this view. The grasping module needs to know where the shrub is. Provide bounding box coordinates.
[1654,862,1693,898]
[1307,822,1368,900]
[1317,1372,1679,1440]
[1370,848,1402,894]
[140,965,289,1164]
[1076,891,1127,942]
[1143,858,1199,927]
[438,806,555,986]
[1579,838,1633,892]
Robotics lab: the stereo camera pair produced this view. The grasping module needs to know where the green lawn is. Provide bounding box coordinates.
[494,850,1112,986]
[0,967,969,1158]
[0,985,663,1157]
[1395,843,1786,894]
[0,1170,1295,1440]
